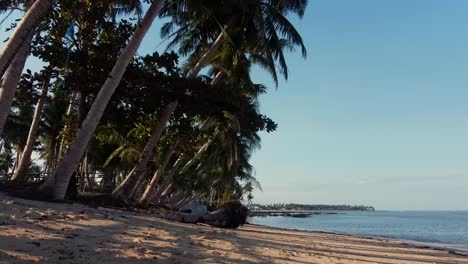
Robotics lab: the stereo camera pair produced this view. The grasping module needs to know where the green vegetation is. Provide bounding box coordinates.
[0,0,308,211]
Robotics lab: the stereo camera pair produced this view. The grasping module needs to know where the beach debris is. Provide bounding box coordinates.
[164,200,248,228]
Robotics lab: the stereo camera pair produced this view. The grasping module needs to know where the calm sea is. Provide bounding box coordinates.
[248,211,468,252]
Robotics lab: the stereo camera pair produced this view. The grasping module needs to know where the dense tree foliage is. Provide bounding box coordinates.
[0,0,306,209]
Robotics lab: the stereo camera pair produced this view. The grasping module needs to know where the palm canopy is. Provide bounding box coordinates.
[160,0,307,85]
[109,0,144,17]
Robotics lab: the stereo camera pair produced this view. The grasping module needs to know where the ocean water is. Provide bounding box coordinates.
[248,211,468,252]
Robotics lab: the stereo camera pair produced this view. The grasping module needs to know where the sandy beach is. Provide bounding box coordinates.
[1,192,467,264]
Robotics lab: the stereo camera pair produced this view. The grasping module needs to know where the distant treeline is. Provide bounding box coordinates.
[251,203,375,211]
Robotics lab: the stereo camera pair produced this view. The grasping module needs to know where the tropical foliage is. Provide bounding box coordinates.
[0,0,307,209]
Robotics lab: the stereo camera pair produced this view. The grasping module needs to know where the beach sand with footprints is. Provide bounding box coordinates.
[1,192,467,264]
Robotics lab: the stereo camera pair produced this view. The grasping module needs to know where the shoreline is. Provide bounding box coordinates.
[247,210,468,255]
[1,193,468,263]
[247,222,468,255]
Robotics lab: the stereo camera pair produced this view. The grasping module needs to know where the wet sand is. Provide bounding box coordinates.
[1,192,467,263]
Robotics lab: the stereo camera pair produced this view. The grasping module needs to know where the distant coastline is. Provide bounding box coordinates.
[248,203,375,217]
[250,203,375,211]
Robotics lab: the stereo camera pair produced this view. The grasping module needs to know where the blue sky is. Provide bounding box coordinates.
[2,0,468,210]
[248,0,468,210]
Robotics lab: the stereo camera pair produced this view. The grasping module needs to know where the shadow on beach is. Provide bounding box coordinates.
[1,192,467,264]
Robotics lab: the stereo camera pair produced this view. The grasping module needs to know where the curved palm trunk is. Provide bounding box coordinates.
[56,91,78,160]
[179,134,217,173]
[138,139,179,207]
[40,1,165,200]
[152,158,182,202]
[0,0,54,78]
[44,134,56,174]
[188,26,227,78]
[0,31,34,137]
[166,191,185,209]
[112,100,178,200]
[127,169,145,200]
[116,25,229,201]
[11,70,51,182]
[152,135,215,203]
[178,192,206,209]
[211,71,224,85]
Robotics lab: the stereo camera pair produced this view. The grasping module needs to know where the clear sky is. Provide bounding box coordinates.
[2,0,468,210]
[248,0,468,210]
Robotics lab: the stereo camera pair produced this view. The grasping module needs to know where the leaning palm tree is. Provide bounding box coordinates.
[115,0,308,201]
[0,31,34,137]
[40,88,68,173]
[40,0,166,199]
[137,137,179,207]
[0,0,37,137]
[10,68,51,182]
[160,0,307,83]
[0,0,54,77]
[112,100,178,200]
[0,0,143,137]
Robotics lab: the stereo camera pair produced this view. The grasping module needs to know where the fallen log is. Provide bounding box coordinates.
[163,200,248,228]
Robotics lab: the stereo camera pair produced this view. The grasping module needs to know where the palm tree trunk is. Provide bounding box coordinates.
[43,133,57,176]
[187,25,228,78]
[115,24,229,201]
[57,89,83,159]
[178,192,206,209]
[127,170,145,200]
[211,71,224,85]
[0,0,54,78]
[166,191,185,209]
[40,0,166,200]
[123,25,228,201]
[119,31,228,200]
[11,69,51,182]
[152,135,215,203]
[179,134,217,173]
[0,31,34,137]
[138,139,179,207]
[155,179,172,203]
[152,160,181,202]
[112,100,178,200]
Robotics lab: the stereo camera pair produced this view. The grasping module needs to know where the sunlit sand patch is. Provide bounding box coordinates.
[0,249,44,262]
[1,193,468,264]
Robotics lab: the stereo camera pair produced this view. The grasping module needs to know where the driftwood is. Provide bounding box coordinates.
[163,200,248,228]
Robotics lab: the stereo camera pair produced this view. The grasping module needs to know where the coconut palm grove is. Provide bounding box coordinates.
[0,0,306,214]
[2,1,468,263]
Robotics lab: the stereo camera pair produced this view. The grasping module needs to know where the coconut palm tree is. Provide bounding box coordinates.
[138,137,179,207]
[115,0,307,202]
[0,0,54,77]
[112,100,177,200]
[0,0,142,138]
[0,31,34,137]
[160,0,307,84]
[42,0,306,200]
[40,88,68,173]
[40,0,166,200]
[10,68,51,182]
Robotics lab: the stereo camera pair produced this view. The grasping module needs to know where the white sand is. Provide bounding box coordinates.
[1,192,467,263]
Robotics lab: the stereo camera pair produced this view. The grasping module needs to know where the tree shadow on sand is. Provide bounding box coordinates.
[1,194,467,264]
